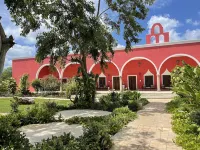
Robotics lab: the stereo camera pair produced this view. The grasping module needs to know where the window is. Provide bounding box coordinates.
[145,76,153,87]
[99,77,106,88]
[62,78,67,83]
[163,75,171,87]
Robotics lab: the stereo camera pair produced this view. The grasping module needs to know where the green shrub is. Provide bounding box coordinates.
[0,80,8,95]
[128,100,142,112]
[7,78,17,95]
[137,98,149,106]
[166,96,184,113]
[190,110,200,126]
[19,74,30,95]
[32,79,42,92]
[0,115,32,149]
[40,75,60,91]
[64,78,78,99]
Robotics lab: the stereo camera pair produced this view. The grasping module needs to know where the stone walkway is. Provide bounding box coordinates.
[112,99,182,150]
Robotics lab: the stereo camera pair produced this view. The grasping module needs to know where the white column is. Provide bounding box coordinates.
[120,76,123,92]
[157,74,161,91]
[60,79,63,92]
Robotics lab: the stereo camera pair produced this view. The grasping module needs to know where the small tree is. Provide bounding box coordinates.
[0,67,12,81]
[19,74,30,95]
[32,79,42,93]
[40,75,60,91]
[7,78,17,95]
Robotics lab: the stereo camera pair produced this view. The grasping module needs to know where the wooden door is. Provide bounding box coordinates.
[129,76,136,90]
[113,77,120,90]
[99,77,106,88]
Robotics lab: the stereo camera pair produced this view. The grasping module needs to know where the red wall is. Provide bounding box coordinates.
[91,62,119,89]
[122,59,157,89]
[63,64,81,78]
[12,41,200,91]
[38,66,60,79]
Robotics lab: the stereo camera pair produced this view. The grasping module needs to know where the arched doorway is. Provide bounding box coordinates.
[61,63,81,83]
[159,54,199,89]
[36,64,60,79]
[121,57,157,90]
[89,62,120,90]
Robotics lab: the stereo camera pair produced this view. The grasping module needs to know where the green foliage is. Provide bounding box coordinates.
[128,100,142,112]
[40,75,60,91]
[7,78,17,95]
[64,78,78,99]
[10,97,19,113]
[32,79,42,92]
[190,110,200,126]
[0,80,8,95]
[96,91,148,111]
[171,65,200,108]
[0,115,32,149]
[168,64,200,149]
[19,74,30,95]
[0,67,12,81]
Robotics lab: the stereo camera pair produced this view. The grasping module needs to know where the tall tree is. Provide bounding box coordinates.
[5,0,154,105]
[0,17,15,76]
[0,66,12,81]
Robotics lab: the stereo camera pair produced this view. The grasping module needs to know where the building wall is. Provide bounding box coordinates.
[122,59,157,89]
[12,42,200,91]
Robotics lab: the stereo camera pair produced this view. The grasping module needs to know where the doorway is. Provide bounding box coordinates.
[128,76,137,90]
[113,77,120,90]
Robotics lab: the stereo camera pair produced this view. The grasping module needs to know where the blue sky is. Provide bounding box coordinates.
[0,0,200,68]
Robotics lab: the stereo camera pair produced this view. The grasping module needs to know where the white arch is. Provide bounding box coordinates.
[36,64,61,79]
[60,62,79,79]
[121,57,158,75]
[88,61,121,76]
[158,53,200,73]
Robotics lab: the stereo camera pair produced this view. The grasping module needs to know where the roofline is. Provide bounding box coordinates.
[113,39,200,51]
[12,39,200,61]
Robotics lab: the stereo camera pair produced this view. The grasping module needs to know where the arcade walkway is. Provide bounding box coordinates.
[111,99,182,150]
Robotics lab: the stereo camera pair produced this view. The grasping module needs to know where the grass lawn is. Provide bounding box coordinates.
[0,98,72,113]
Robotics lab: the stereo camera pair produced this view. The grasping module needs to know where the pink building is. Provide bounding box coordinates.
[12,23,200,92]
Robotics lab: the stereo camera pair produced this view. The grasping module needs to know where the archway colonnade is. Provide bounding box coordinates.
[35,53,200,92]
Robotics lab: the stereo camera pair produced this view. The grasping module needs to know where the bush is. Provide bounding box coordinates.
[0,80,9,96]
[40,75,60,91]
[166,96,184,113]
[64,78,78,99]
[7,78,17,95]
[32,79,42,92]
[19,74,30,95]
[190,110,200,126]
[128,100,142,112]
[0,115,32,149]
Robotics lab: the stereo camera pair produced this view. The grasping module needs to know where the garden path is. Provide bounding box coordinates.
[111,99,182,150]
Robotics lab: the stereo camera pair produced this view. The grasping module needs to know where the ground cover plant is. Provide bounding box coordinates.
[166,64,200,150]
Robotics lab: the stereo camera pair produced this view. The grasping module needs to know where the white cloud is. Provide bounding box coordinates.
[186,19,200,26]
[151,0,172,8]
[147,15,181,41]
[4,44,36,68]
[115,44,125,48]
[148,15,200,42]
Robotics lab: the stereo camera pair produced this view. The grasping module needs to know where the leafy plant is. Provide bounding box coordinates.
[19,74,30,95]
[64,78,78,100]
[40,75,60,91]
[32,79,42,92]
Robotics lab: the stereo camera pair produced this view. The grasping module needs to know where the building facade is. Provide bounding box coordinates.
[12,23,200,92]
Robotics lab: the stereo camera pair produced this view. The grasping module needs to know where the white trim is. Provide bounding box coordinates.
[98,76,107,88]
[158,54,200,73]
[36,64,61,79]
[89,61,120,76]
[113,39,200,51]
[60,62,79,79]
[121,57,158,75]
[99,72,106,77]
[127,75,137,90]
[112,76,120,90]
[162,69,171,76]
[143,70,154,87]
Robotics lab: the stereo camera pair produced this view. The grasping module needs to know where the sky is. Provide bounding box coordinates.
[0,0,200,68]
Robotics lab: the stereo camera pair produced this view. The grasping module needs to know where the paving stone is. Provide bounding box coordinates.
[111,99,182,150]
